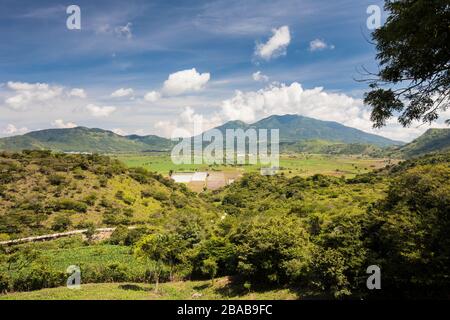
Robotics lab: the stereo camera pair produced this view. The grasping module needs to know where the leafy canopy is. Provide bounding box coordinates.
[364,0,450,128]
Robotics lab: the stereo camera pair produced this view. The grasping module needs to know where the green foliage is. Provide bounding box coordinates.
[233,216,312,284]
[51,216,72,232]
[364,0,450,127]
[201,258,218,282]
[364,163,450,298]
[48,174,67,186]
[1,150,450,299]
[395,128,450,158]
[0,151,212,238]
[52,199,88,213]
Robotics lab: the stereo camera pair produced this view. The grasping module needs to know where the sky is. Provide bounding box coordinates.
[0,0,448,142]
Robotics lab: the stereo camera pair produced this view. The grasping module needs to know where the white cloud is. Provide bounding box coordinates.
[112,128,127,136]
[162,68,210,96]
[155,106,222,138]
[252,71,269,82]
[309,39,335,52]
[111,88,134,98]
[1,124,28,136]
[216,81,443,142]
[254,26,291,60]
[115,22,133,39]
[4,81,63,109]
[69,88,87,98]
[85,104,116,117]
[219,82,363,124]
[144,90,161,102]
[52,119,77,129]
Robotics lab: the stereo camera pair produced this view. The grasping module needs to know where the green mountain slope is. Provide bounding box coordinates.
[279,139,384,156]
[0,127,173,153]
[0,150,216,239]
[395,128,450,158]
[0,114,403,153]
[211,114,403,147]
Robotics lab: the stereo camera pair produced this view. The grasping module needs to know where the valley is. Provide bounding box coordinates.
[0,119,448,300]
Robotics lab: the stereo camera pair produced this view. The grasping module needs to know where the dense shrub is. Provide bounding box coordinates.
[51,215,73,232]
[52,199,88,213]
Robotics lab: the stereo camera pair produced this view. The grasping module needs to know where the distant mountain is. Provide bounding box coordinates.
[394,128,450,158]
[0,114,404,153]
[0,127,174,153]
[210,114,403,147]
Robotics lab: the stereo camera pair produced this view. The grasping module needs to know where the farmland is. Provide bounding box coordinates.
[115,153,398,178]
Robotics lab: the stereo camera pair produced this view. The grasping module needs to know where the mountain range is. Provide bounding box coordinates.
[0,114,409,154]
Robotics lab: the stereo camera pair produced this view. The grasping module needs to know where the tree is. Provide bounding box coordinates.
[363,0,450,128]
[134,233,184,292]
[201,258,218,284]
[363,164,450,298]
[233,216,312,284]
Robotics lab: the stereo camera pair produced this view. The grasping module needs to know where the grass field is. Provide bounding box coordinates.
[115,153,397,178]
[0,277,299,300]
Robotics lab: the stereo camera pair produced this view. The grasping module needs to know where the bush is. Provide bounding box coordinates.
[51,215,72,232]
[234,216,312,284]
[52,199,88,213]
[48,174,67,186]
[10,265,65,292]
[82,193,97,206]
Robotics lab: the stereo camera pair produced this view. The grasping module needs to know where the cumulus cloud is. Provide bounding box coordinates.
[219,82,373,127]
[162,68,210,96]
[254,26,291,60]
[4,81,63,109]
[85,104,116,117]
[111,88,134,98]
[155,106,222,138]
[69,88,87,98]
[52,119,77,129]
[1,124,28,136]
[144,90,161,102]
[252,71,269,82]
[216,82,441,142]
[309,39,335,52]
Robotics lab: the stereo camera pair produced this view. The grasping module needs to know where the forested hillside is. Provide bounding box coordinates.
[394,128,450,158]
[1,151,449,298]
[0,150,216,240]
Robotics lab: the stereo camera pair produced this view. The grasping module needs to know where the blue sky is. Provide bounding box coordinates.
[0,0,447,141]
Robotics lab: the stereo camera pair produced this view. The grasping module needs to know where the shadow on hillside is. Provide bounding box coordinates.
[193,283,210,291]
[118,284,151,292]
[213,276,301,299]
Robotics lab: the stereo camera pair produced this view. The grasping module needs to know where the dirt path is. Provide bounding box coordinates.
[0,226,136,246]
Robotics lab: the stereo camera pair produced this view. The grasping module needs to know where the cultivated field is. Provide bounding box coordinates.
[115,153,398,180]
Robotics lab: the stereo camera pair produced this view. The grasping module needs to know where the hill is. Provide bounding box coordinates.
[0,150,449,298]
[0,115,402,153]
[210,114,402,147]
[0,150,216,240]
[0,127,174,153]
[394,128,450,158]
[279,139,384,156]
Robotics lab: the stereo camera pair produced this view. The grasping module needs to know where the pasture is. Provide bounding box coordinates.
[115,153,397,180]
